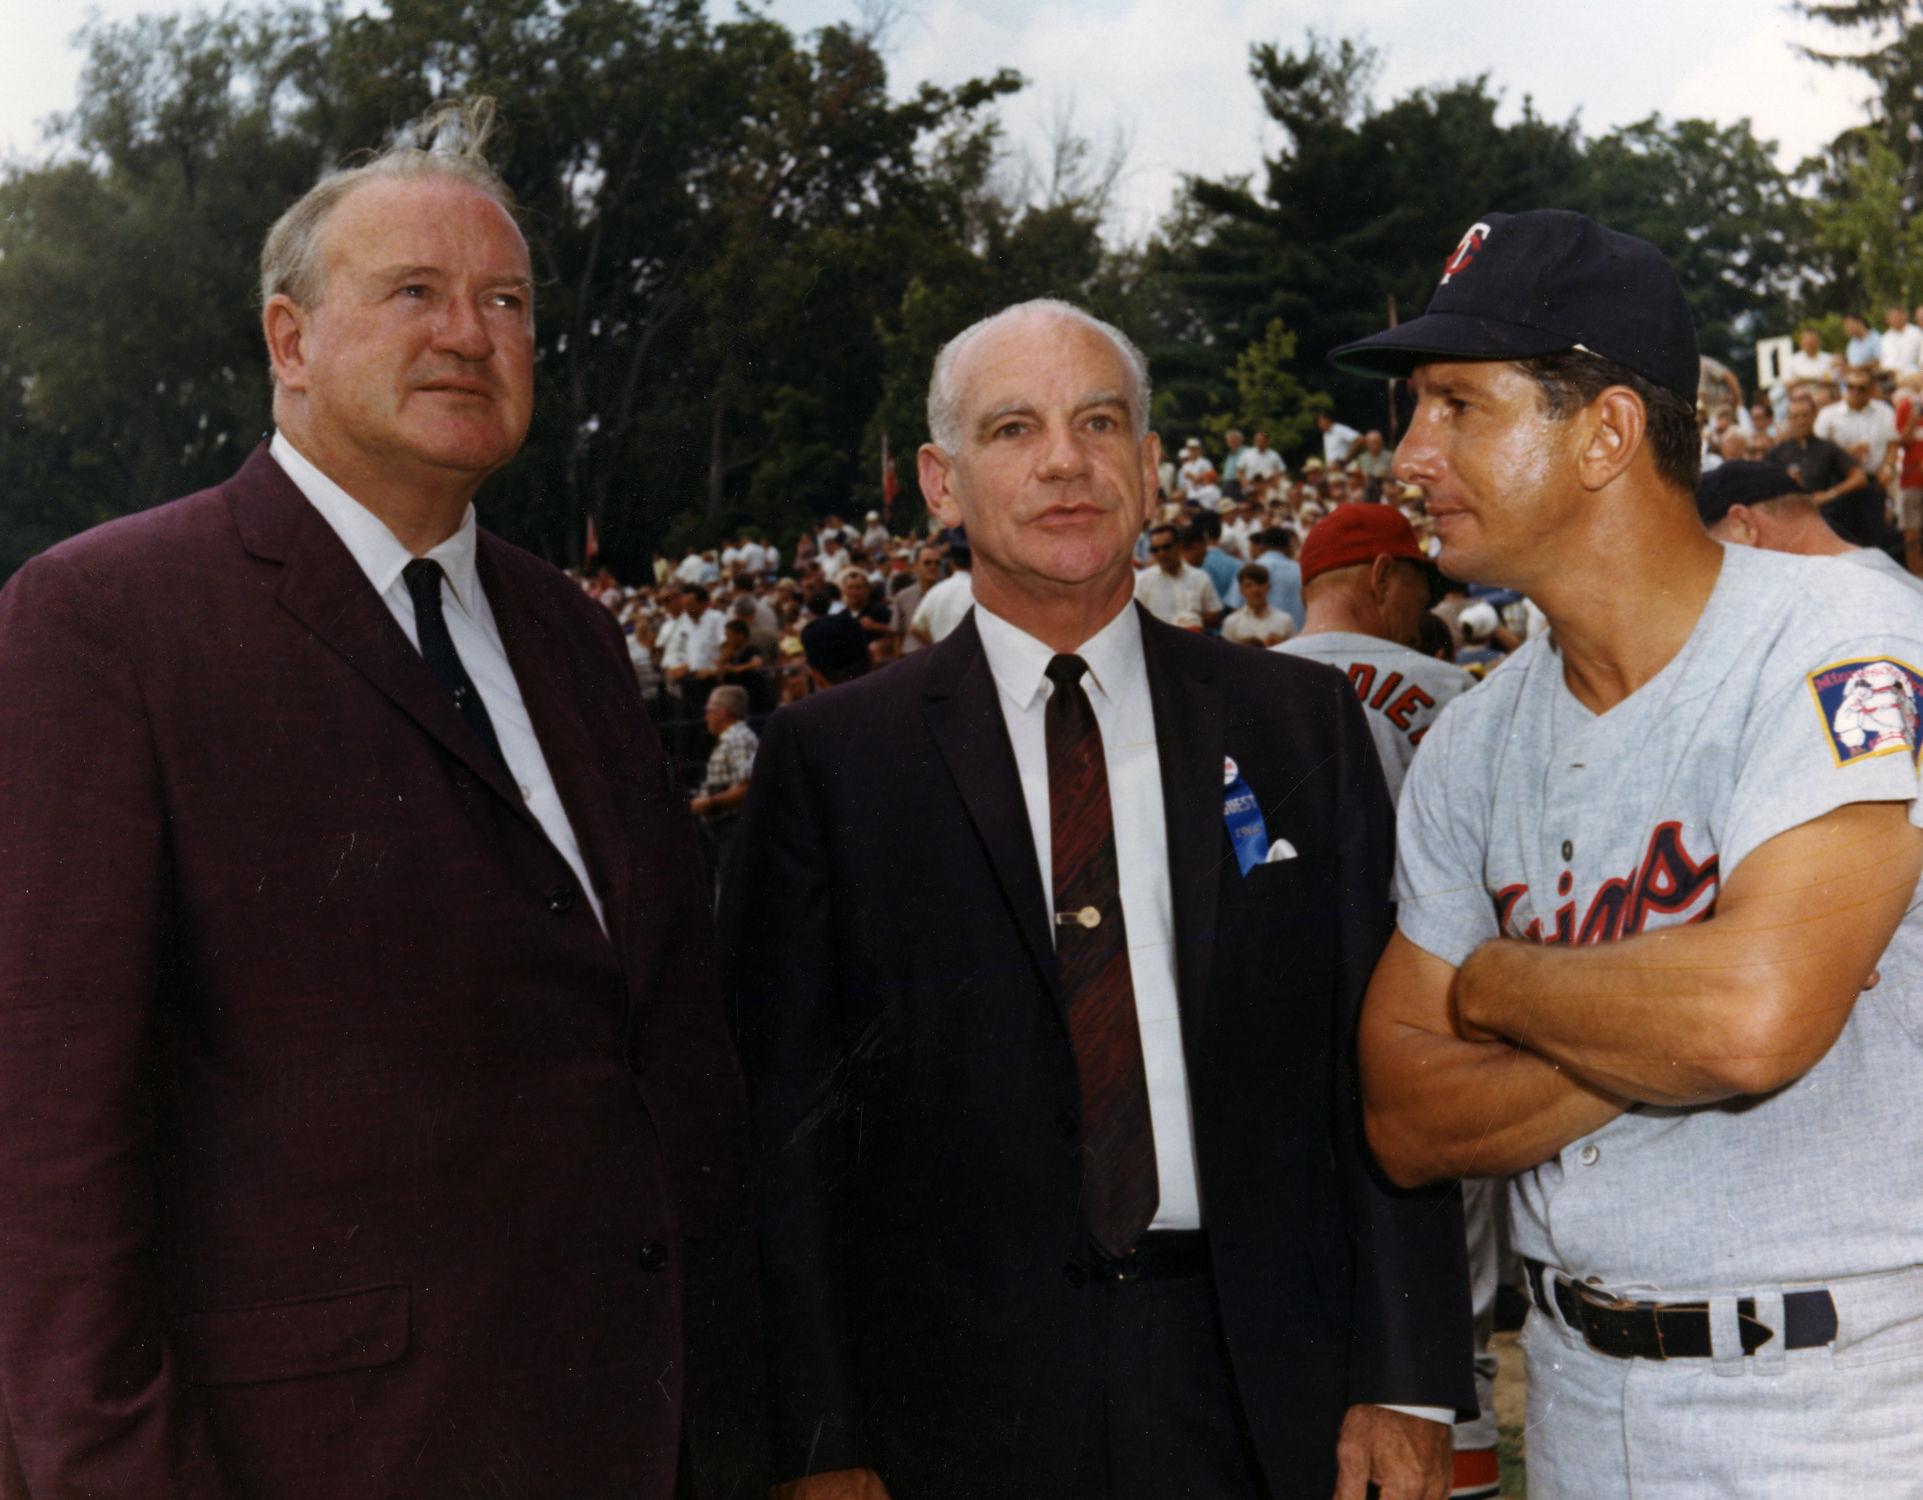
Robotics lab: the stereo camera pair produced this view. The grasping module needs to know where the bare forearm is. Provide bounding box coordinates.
[1455,858,1893,1105]
[1359,935,1625,1185]
[1456,936,1759,1104]
[1363,1019,1625,1183]
[1409,806,1920,1131]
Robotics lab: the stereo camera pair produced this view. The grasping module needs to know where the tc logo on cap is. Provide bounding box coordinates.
[1440,221,1491,285]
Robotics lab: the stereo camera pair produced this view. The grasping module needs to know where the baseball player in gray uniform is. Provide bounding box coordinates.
[1332,209,1923,1496]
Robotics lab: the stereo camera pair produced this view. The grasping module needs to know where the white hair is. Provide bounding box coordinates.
[707,684,750,720]
[924,298,1152,450]
[259,97,517,310]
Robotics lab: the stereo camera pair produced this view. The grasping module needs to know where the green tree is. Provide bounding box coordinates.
[1201,320,1329,454]
[0,0,1044,579]
[1809,132,1923,309]
[1148,34,1586,459]
[0,6,325,574]
[1575,115,1812,364]
[1794,0,1923,204]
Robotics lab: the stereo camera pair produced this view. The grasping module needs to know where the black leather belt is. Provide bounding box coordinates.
[1089,1230,1210,1282]
[1525,1257,1838,1360]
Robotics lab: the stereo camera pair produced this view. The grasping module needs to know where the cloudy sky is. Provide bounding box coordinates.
[2,0,1878,238]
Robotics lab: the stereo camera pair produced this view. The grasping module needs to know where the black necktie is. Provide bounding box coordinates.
[1044,653,1158,1257]
[402,558,509,774]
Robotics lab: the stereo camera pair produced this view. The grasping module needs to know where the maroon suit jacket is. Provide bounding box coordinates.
[0,446,762,1497]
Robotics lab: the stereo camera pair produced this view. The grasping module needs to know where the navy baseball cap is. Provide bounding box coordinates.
[1330,210,1700,403]
[1695,460,1803,527]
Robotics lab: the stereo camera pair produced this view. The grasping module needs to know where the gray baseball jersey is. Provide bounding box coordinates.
[1273,632,1474,800]
[1395,543,1923,1290]
[1844,544,1923,596]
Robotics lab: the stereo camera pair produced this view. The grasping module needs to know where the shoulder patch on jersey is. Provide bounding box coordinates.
[1807,657,1923,767]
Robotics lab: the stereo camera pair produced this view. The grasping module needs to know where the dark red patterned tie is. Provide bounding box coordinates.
[1044,653,1158,1257]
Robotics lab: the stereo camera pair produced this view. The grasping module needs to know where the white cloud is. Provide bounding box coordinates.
[1669,11,1873,165]
[0,0,1885,234]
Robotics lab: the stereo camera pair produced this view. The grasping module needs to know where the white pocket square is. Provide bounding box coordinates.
[1264,838,1298,864]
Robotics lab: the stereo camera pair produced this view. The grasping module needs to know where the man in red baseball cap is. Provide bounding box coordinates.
[1278,507,1470,799]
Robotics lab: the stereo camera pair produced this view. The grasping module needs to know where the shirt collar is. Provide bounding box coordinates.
[270,430,482,617]
[974,596,1144,712]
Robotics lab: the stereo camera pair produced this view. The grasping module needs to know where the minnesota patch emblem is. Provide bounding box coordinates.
[1807,658,1923,767]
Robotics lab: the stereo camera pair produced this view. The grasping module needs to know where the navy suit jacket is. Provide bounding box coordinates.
[0,446,762,1498]
[722,606,1471,1500]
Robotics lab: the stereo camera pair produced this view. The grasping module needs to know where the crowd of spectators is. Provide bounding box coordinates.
[1707,305,1923,574]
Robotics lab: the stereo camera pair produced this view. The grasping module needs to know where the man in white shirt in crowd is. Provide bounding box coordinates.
[1133,521,1223,628]
[1783,326,1836,386]
[908,542,974,645]
[1816,367,1900,477]
[1882,304,1923,377]
[1177,441,1217,497]
[818,530,853,582]
[1236,430,1286,490]
[1220,564,1295,647]
[665,582,727,702]
[1318,411,1361,467]
[655,585,695,689]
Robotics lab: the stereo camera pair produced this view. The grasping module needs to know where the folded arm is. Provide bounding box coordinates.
[1363,800,1921,1186]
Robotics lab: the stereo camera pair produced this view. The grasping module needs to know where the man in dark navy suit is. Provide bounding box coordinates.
[723,299,1470,1500]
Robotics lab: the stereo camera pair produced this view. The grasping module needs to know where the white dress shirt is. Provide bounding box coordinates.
[656,611,695,672]
[682,607,728,673]
[910,571,975,642]
[1133,562,1221,625]
[1816,397,1900,472]
[1322,421,1361,466]
[974,600,1201,1230]
[270,431,607,931]
[975,598,1450,1426]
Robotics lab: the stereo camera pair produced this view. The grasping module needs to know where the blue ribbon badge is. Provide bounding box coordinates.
[1222,756,1271,877]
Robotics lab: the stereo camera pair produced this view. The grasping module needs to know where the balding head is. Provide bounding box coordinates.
[926,299,1150,451]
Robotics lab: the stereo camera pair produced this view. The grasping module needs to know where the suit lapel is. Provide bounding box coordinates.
[479,537,632,953]
[1139,609,1227,1025]
[230,445,543,835]
[921,614,1063,1016]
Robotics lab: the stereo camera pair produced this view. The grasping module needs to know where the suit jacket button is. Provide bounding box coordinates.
[1062,1261,1088,1289]
[545,883,576,914]
[1055,1111,1079,1137]
[638,1241,669,1273]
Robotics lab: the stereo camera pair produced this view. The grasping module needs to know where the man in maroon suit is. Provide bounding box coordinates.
[0,102,760,1497]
